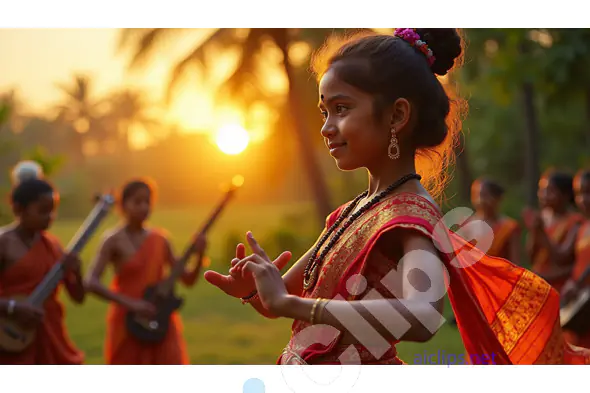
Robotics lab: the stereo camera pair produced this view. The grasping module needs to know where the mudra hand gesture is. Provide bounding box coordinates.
[204,231,292,308]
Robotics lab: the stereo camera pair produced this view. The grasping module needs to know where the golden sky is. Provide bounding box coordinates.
[0,28,220,132]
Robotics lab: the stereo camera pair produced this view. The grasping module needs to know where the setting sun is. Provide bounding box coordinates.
[215,124,250,155]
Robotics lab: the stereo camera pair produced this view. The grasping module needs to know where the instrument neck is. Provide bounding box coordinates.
[28,197,113,306]
[158,189,236,294]
[159,242,195,294]
[29,264,65,306]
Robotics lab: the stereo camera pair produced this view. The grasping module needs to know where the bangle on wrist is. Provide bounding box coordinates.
[241,290,258,305]
[310,298,326,325]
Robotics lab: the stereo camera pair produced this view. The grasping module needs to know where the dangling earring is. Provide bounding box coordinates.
[388,128,400,160]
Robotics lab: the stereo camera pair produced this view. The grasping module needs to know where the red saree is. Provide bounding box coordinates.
[105,229,189,365]
[563,221,590,348]
[532,213,584,293]
[278,193,590,365]
[0,233,84,365]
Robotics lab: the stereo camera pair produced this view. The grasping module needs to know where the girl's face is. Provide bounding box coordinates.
[574,175,590,216]
[16,193,56,231]
[318,68,391,171]
[538,176,567,211]
[122,187,151,223]
[471,181,498,213]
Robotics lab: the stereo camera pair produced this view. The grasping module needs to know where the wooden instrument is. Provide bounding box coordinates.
[125,176,243,343]
[560,266,590,335]
[0,193,115,352]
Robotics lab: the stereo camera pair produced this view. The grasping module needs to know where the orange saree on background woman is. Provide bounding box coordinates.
[0,234,84,365]
[105,230,189,365]
[487,218,519,260]
[278,193,590,365]
[530,213,583,293]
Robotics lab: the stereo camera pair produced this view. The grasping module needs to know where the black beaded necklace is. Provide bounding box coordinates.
[302,173,422,290]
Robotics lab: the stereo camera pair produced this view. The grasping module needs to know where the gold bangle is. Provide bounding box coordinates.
[316,298,327,323]
[310,298,324,325]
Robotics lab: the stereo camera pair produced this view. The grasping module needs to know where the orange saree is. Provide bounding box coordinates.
[105,229,189,365]
[532,213,584,293]
[487,218,519,260]
[563,221,590,348]
[0,233,84,365]
[278,193,590,365]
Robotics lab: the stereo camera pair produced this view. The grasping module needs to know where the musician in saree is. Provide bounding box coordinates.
[84,179,208,365]
[0,178,85,364]
[562,170,590,347]
[525,170,583,293]
[206,28,590,365]
[469,178,520,262]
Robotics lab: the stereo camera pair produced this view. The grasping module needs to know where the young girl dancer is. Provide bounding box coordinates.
[206,29,590,364]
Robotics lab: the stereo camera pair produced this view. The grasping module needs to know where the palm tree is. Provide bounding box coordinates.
[119,28,341,223]
[106,88,161,153]
[0,89,28,134]
[53,74,102,163]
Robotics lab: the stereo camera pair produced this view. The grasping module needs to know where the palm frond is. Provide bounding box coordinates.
[213,29,270,106]
[165,29,240,105]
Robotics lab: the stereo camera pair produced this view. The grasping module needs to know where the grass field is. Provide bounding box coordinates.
[51,203,466,365]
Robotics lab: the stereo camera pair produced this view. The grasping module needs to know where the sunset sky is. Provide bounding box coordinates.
[0,28,224,133]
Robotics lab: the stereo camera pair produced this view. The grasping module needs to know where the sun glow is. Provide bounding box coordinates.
[215,124,250,155]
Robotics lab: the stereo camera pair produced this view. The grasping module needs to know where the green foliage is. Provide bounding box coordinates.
[456,28,590,214]
[22,145,65,178]
[54,168,96,218]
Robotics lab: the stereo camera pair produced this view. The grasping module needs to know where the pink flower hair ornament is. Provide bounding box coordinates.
[393,28,436,67]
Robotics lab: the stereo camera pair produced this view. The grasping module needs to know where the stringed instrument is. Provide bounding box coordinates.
[0,193,115,352]
[125,176,243,343]
[560,266,590,335]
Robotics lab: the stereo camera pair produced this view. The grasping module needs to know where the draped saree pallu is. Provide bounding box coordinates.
[105,229,189,365]
[278,193,590,365]
[0,233,84,365]
[532,213,584,293]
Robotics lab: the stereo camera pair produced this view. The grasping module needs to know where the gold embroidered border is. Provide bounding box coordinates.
[391,223,432,238]
[311,193,440,299]
[289,193,442,342]
[490,269,551,355]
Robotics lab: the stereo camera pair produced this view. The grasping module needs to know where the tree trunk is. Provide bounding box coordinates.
[71,129,85,166]
[278,42,332,223]
[522,81,541,208]
[455,133,473,206]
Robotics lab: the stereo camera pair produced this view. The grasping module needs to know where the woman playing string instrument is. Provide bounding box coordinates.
[525,170,583,293]
[205,28,590,364]
[85,179,208,364]
[0,174,84,364]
